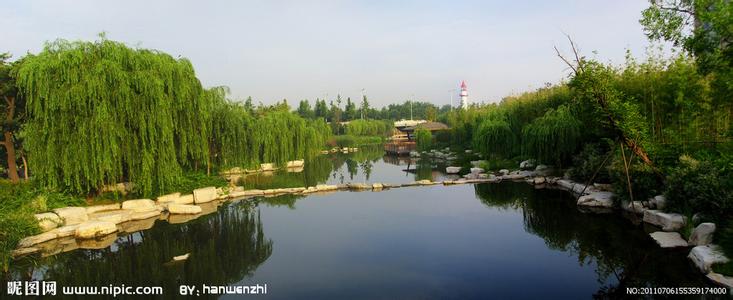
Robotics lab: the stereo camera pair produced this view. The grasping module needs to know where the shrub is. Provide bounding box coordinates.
[663,155,733,222]
[415,128,432,152]
[333,135,356,148]
[609,158,662,204]
[568,143,612,183]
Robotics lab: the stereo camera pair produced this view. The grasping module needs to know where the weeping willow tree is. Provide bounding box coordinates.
[521,105,581,166]
[415,128,432,152]
[16,37,212,196]
[473,112,517,158]
[210,98,331,171]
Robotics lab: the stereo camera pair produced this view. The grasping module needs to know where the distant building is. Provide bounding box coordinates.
[459,81,469,109]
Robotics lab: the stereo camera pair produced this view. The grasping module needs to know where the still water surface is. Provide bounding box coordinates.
[4,147,709,299]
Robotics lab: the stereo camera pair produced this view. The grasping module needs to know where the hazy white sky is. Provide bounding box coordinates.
[1,0,657,107]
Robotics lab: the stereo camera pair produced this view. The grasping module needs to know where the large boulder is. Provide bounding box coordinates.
[175,194,195,204]
[315,184,338,191]
[649,231,689,248]
[52,207,88,225]
[688,245,730,273]
[74,221,117,239]
[17,232,58,248]
[519,159,535,170]
[706,272,733,289]
[650,195,667,210]
[470,167,485,174]
[156,192,181,204]
[35,212,62,232]
[89,210,132,224]
[168,204,202,215]
[121,199,157,212]
[193,187,218,204]
[577,192,614,208]
[643,210,686,231]
[688,223,716,246]
[260,163,275,172]
[623,201,646,214]
[372,183,384,190]
[53,224,80,238]
[445,167,461,174]
[85,203,121,215]
[130,210,160,220]
[286,160,305,168]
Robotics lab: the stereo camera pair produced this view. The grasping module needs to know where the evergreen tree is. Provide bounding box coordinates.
[297,99,314,119]
[344,97,356,121]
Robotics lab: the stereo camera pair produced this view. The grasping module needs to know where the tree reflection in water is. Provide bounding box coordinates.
[473,182,710,298]
[5,203,272,300]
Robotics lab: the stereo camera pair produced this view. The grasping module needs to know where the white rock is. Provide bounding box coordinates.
[17,232,58,248]
[175,194,195,204]
[89,210,132,224]
[624,201,646,214]
[688,245,730,273]
[445,167,461,174]
[52,224,80,238]
[35,212,62,232]
[556,179,575,191]
[535,164,549,171]
[286,160,305,168]
[315,184,338,191]
[173,253,190,261]
[348,183,370,190]
[649,231,689,248]
[533,177,546,185]
[260,163,275,172]
[74,221,117,239]
[121,199,157,212]
[193,187,218,204]
[168,204,202,215]
[52,207,89,225]
[519,160,535,170]
[85,203,122,215]
[130,210,160,220]
[470,167,484,174]
[706,272,733,289]
[156,192,181,204]
[651,195,667,210]
[643,210,686,231]
[577,192,615,208]
[689,223,716,246]
[499,169,510,176]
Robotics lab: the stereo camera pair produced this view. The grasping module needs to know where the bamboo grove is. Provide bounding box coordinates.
[14,38,330,197]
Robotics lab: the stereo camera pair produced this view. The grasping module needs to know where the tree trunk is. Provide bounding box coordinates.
[2,95,18,183]
[2,132,19,183]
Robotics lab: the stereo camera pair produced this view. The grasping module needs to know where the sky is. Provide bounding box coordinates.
[1,0,659,107]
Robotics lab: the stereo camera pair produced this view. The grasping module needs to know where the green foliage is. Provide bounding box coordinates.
[345,119,392,136]
[568,143,612,183]
[16,38,211,196]
[609,157,663,204]
[716,223,733,275]
[479,157,516,171]
[473,112,516,158]
[159,172,228,196]
[415,128,432,152]
[521,105,581,166]
[14,37,330,196]
[0,179,84,269]
[332,135,355,148]
[663,155,733,221]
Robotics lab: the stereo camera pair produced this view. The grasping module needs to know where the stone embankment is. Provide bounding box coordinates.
[13,156,732,289]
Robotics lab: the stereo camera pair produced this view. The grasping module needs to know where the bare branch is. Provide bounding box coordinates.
[554,45,577,74]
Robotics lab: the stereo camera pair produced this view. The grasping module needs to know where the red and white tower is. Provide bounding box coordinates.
[459,81,469,109]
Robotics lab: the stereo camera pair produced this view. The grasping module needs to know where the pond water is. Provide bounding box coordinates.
[3,146,711,299]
